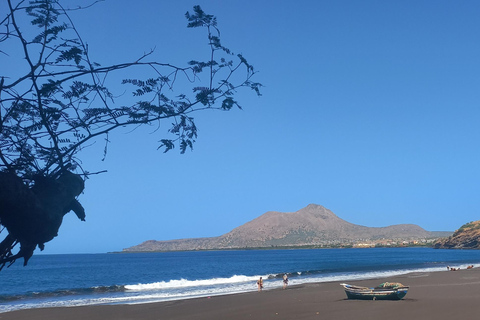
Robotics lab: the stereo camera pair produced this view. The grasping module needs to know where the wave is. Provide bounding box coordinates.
[1,262,469,303]
[274,263,478,285]
[2,261,477,314]
[125,274,259,291]
[0,285,126,303]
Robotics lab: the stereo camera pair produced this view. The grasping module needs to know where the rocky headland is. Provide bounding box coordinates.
[434,220,480,249]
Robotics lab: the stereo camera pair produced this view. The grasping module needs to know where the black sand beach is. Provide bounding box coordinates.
[3,267,480,320]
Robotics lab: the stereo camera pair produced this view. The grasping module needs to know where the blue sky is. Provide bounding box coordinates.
[7,0,480,254]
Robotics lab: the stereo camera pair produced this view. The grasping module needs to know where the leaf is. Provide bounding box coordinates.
[221,97,237,110]
[159,139,175,153]
[185,6,216,28]
[180,139,194,154]
[56,47,83,64]
[39,80,61,97]
[196,91,210,106]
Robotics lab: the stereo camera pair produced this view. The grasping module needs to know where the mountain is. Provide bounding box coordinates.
[123,204,450,252]
[434,220,480,249]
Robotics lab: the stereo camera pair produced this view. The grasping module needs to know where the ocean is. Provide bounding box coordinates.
[1,247,480,313]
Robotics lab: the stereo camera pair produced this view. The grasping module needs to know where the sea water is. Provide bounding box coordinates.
[1,247,480,313]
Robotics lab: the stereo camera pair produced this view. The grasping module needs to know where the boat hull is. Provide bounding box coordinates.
[341,284,409,300]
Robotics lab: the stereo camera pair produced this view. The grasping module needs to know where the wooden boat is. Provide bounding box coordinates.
[340,282,409,300]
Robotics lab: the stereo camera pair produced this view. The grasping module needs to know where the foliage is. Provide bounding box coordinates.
[0,0,261,268]
[0,1,261,179]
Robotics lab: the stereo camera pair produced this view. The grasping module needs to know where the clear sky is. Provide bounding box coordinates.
[6,0,480,254]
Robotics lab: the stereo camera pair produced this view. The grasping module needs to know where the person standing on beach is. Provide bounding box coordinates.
[257,277,264,291]
[283,274,289,289]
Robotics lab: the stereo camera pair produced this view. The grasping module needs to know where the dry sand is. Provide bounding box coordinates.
[3,267,480,320]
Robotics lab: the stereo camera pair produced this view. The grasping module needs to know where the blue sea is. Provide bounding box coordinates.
[1,247,480,313]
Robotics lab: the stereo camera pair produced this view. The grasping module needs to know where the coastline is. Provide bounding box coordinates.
[4,267,480,320]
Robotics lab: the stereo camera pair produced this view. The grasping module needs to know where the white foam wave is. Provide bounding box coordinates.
[293,265,457,285]
[125,274,260,291]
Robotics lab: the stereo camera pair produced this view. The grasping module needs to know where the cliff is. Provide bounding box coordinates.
[434,221,480,249]
[124,204,449,252]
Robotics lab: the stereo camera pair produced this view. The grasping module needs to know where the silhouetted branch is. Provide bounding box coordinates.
[0,1,261,268]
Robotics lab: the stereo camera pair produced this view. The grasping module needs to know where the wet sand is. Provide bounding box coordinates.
[3,267,480,320]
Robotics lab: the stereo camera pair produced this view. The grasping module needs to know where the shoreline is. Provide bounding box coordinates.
[4,267,480,320]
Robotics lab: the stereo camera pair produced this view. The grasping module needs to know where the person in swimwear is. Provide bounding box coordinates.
[257,277,263,291]
[283,274,289,289]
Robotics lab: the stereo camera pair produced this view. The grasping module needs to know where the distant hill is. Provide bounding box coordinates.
[123,204,451,252]
[434,220,480,249]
